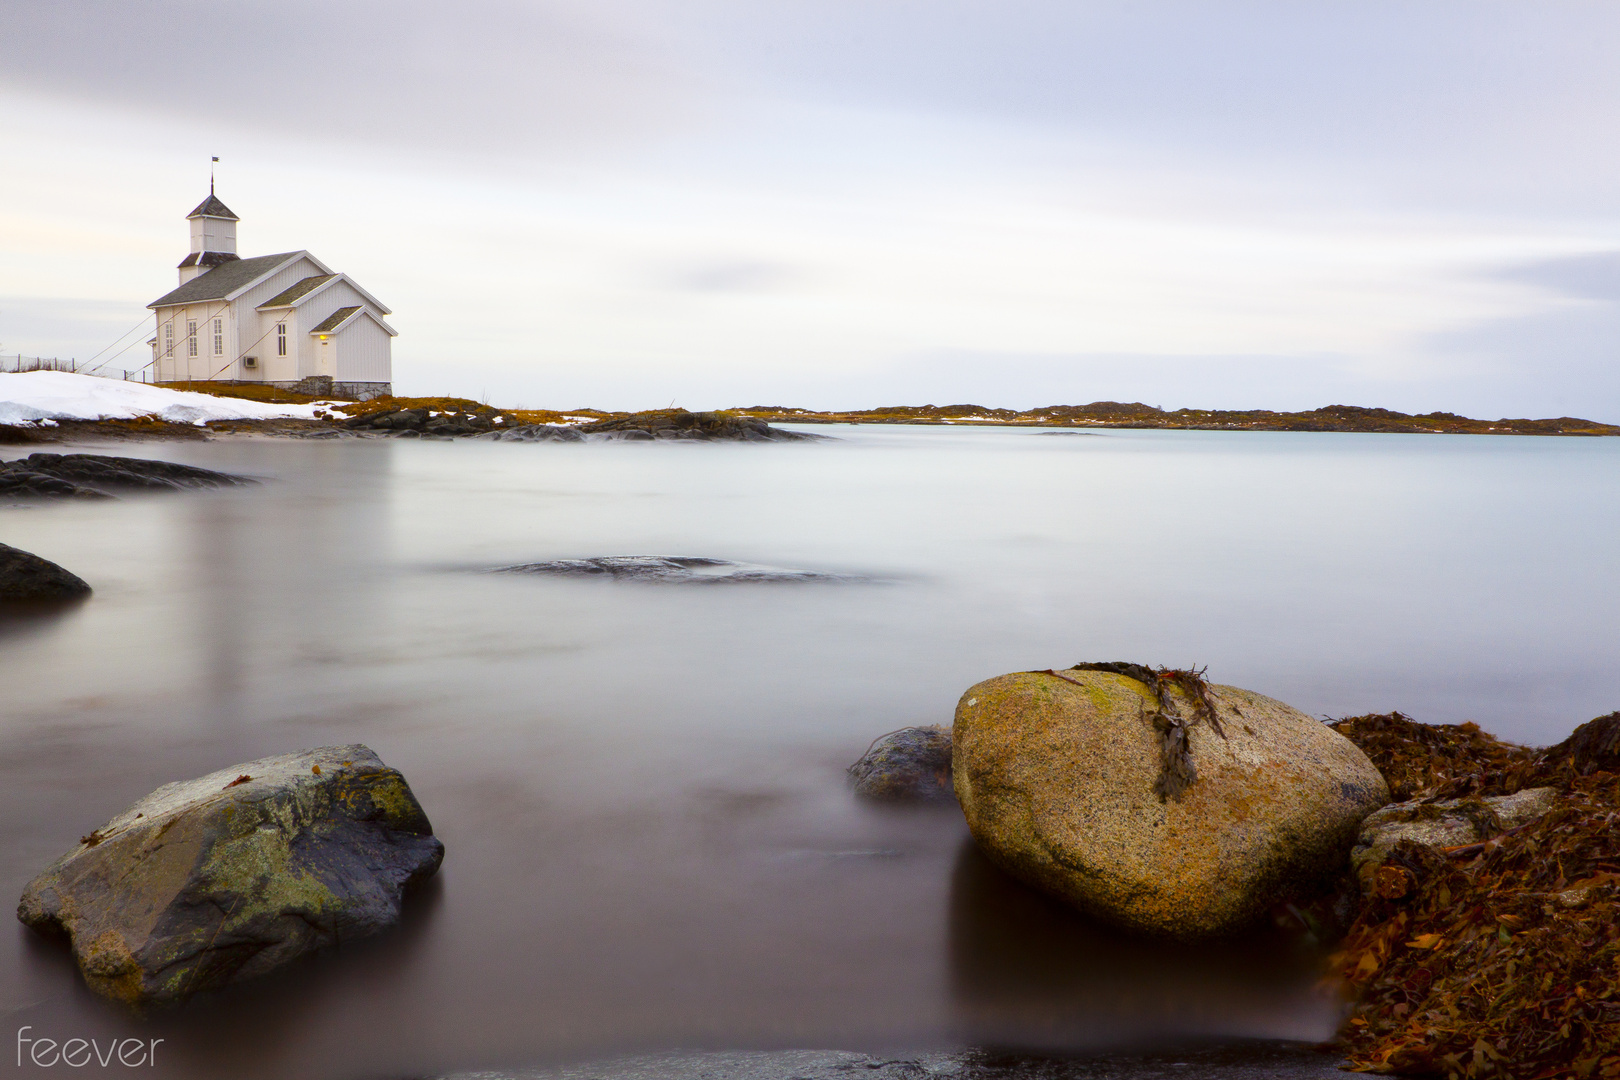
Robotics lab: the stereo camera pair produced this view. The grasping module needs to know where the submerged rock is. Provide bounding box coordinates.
[491,556,852,584]
[848,726,955,801]
[0,543,92,602]
[1349,786,1560,894]
[17,744,443,1009]
[952,665,1389,938]
[0,453,251,497]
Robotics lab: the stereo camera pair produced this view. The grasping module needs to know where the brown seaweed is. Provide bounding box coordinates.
[1038,662,1225,802]
[1327,713,1620,1078]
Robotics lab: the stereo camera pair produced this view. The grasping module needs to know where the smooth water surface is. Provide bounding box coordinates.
[2,426,1617,1079]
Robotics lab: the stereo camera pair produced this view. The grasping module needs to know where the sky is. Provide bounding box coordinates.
[2,0,1619,417]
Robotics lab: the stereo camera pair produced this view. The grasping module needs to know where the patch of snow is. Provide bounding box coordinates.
[0,371,328,426]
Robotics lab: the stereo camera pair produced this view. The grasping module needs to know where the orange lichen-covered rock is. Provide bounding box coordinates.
[952,667,1388,937]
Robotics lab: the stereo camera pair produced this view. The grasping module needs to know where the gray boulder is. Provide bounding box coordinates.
[953,665,1390,937]
[17,744,443,1009]
[1349,786,1560,893]
[848,726,955,801]
[0,543,92,602]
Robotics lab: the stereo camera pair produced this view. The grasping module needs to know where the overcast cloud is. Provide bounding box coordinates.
[2,0,1617,416]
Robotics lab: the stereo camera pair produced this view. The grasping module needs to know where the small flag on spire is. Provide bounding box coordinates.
[210,157,219,194]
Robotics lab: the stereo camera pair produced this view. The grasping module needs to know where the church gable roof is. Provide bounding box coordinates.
[187,194,239,221]
[147,251,304,309]
[308,305,398,338]
[310,306,363,333]
[258,274,336,308]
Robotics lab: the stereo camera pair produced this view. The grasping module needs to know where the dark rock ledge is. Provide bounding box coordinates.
[0,453,252,499]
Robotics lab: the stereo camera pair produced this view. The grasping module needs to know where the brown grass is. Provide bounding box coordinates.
[156,381,333,404]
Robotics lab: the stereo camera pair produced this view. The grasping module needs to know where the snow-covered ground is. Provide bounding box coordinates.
[0,371,333,426]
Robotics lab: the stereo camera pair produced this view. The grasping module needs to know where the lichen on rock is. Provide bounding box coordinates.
[952,665,1389,938]
[16,744,443,1009]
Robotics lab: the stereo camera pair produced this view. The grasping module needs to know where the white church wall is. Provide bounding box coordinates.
[335,316,392,383]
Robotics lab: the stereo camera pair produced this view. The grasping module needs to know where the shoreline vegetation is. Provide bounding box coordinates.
[1,380,1616,441]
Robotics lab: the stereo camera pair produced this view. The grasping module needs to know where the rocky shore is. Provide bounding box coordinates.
[847,668,1618,1078]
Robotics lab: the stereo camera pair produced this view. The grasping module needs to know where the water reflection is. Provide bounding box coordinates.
[948,841,1336,1047]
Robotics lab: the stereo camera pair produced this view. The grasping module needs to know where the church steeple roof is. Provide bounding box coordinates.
[187,194,239,221]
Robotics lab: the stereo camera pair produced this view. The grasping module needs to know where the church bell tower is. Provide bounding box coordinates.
[177,186,241,285]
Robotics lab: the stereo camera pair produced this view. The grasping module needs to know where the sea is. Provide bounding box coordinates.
[2,424,1616,1079]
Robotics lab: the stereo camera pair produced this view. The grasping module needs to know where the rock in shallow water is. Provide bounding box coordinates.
[952,666,1389,938]
[0,542,92,602]
[17,744,443,1009]
[491,556,853,583]
[849,726,955,801]
[0,453,251,498]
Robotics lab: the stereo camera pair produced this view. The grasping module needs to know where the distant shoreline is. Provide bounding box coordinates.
[2,384,1616,442]
[735,401,1620,436]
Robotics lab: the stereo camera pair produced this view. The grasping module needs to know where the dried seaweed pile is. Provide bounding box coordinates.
[1327,713,1620,1078]
[1330,713,1528,801]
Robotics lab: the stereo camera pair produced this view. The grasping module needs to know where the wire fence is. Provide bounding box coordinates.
[0,354,151,382]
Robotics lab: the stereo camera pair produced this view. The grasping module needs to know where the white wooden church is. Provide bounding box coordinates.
[148,190,395,399]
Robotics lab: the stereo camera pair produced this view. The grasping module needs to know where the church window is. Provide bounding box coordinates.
[213,318,223,356]
[187,321,197,357]
[164,323,174,357]
[276,323,287,356]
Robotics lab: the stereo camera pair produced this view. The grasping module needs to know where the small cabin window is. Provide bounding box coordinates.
[187,320,197,357]
[213,318,223,356]
[164,324,174,357]
[276,323,287,357]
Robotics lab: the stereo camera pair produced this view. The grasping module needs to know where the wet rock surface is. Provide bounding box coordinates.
[849,725,956,801]
[0,452,252,497]
[1349,786,1560,892]
[491,556,854,583]
[953,665,1389,938]
[0,542,92,602]
[435,1043,1350,1080]
[17,744,443,1010]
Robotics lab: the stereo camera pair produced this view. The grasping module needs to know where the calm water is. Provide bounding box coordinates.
[2,425,1617,1079]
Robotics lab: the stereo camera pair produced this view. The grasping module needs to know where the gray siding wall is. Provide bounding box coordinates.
[334,315,393,383]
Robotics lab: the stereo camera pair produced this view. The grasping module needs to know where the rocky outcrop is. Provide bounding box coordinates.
[848,726,955,801]
[0,453,251,498]
[343,406,499,437]
[491,556,852,583]
[17,745,443,1009]
[952,665,1389,938]
[479,424,586,442]
[1349,786,1561,895]
[0,543,92,602]
[578,410,818,442]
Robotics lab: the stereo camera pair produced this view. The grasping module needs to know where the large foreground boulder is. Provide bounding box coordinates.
[952,665,1389,937]
[0,543,92,602]
[17,745,442,1009]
